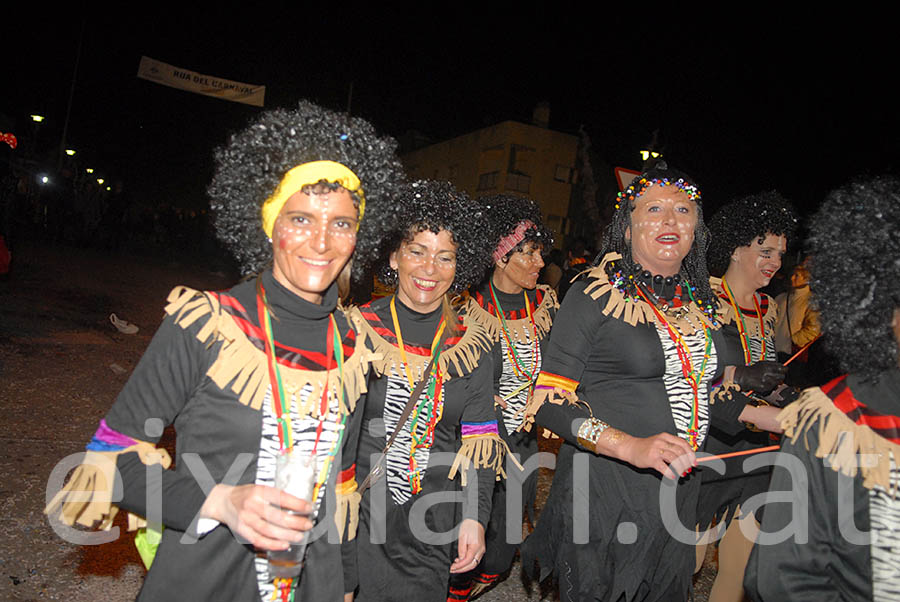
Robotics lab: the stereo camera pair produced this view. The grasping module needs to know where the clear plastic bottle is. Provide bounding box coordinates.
[267,450,316,578]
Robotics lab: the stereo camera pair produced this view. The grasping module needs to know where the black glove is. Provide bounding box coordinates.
[733,361,788,393]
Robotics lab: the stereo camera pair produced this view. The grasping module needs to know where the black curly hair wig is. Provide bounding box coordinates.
[599,162,717,308]
[706,191,798,277]
[208,100,405,282]
[480,194,555,261]
[378,180,493,293]
[808,176,900,380]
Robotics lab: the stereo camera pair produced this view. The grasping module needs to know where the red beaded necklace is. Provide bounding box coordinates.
[489,281,539,385]
[720,278,767,365]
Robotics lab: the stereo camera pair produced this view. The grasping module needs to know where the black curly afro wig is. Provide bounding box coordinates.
[208,100,405,282]
[480,194,555,261]
[378,180,494,293]
[706,191,798,277]
[808,176,900,380]
[599,162,717,309]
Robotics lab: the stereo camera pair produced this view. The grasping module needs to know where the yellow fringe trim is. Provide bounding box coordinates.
[534,372,578,393]
[44,441,172,530]
[334,482,360,542]
[779,387,900,493]
[463,285,558,344]
[447,434,522,485]
[346,305,492,382]
[711,279,777,339]
[582,253,718,335]
[165,286,373,416]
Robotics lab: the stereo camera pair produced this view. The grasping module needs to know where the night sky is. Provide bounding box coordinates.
[5,9,897,218]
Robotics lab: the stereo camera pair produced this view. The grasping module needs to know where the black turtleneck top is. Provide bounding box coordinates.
[354,295,495,524]
[104,269,358,601]
[109,269,352,528]
[522,268,748,601]
[350,294,497,602]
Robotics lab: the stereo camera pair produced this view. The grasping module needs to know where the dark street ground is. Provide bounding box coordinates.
[0,242,717,601]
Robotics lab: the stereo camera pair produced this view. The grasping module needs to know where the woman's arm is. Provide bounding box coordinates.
[449,352,499,574]
[532,280,697,478]
[77,299,313,549]
[528,280,600,440]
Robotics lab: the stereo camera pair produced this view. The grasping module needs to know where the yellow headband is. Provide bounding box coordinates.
[261,160,366,237]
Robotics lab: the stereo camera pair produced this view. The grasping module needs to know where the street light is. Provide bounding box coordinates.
[97,178,104,185]
[40,175,50,184]
[86,168,94,174]
[639,150,662,161]
[65,149,76,156]
[31,114,45,123]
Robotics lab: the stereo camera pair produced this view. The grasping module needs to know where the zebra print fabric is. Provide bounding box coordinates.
[254,383,346,599]
[653,322,716,448]
[382,365,440,506]
[497,334,541,434]
[869,458,900,601]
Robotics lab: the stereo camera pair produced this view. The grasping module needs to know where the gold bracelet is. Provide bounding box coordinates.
[576,417,610,450]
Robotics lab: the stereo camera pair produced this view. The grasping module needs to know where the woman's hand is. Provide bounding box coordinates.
[494,394,507,410]
[449,518,486,574]
[732,361,788,393]
[615,432,696,480]
[200,483,313,551]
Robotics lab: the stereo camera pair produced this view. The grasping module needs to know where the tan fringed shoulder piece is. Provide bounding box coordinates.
[448,435,521,485]
[165,286,371,417]
[711,279,777,339]
[464,285,558,344]
[347,305,492,382]
[44,442,172,529]
[779,387,900,493]
[582,253,717,335]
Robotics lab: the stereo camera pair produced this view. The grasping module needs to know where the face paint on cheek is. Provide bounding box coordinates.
[755,254,767,270]
[274,221,313,243]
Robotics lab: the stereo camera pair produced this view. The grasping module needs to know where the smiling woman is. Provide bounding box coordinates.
[627,184,699,276]
[44,101,405,602]
[346,180,504,602]
[270,184,358,304]
[697,191,797,602]
[520,163,777,601]
[390,228,458,313]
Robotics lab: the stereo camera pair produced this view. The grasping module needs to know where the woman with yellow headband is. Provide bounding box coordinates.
[45,101,404,602]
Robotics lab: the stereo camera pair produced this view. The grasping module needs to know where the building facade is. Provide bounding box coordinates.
[401,118,578,247]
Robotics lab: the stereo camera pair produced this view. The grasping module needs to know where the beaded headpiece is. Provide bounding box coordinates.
[599,163,717,323]
[615,176,702,210]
